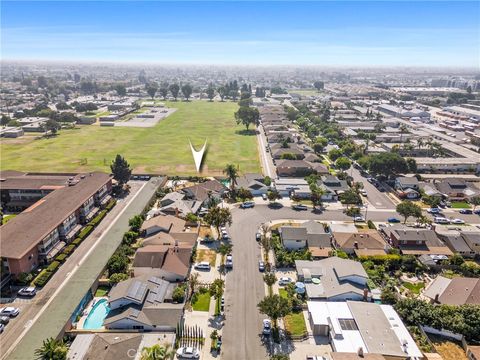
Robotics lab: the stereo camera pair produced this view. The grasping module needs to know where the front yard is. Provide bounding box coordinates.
[451,201,471,209]
[192,291,211,312]
[196,249,217,266]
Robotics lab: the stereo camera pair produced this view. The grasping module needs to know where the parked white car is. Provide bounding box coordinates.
[278,277,293,286]
[176,346,200,359]
[451,218,465,225]
[225,255,233,268]
[194,262,211,271]
[18,286,36,297]
[240,201,255,209]
[0,307,19,317]
[434,217,450,224]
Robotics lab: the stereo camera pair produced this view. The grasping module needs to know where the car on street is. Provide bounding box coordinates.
[268,202,283,209]
[256,232,261,241]
[194,262,211,271]
[225,255,233,268]
[278,277,293,286]
[176,347,200,359]
[387,217,401,223]
[221,296,225,311]
[0,307,19,317]
[360,189,368,197]
[459,209,473,214]
[354,216,365,222]
[474,209,480,215]
[434,217,450,224]
[240,201,255,209]
[0,323,4,334]
[262,193,268,201]
[292,204,308,211]
[18,286,37,297]
[451,218,465,225]
[0,316,10,325]
[427,208,441,214]
[259,261,265,272]
[262,319,272,335]
[221,230,229,240]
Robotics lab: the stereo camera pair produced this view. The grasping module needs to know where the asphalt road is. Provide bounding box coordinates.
[257,125,276,179]
[349,167,396,210]
[4,178,162,360]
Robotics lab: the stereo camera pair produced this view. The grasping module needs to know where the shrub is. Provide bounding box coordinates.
[367,220,375,229]
[71,237,82,246]
[109,273,130,284]
[32,269,53,287]
[122,231,139,246]
[63,244,76,256]
[89,210,107,227]
[47,261,61,273]
[78,225,93,240]
[17,272,34,285]
[105,199,116,211]
[55,253,67,263]
[173,285,186,303]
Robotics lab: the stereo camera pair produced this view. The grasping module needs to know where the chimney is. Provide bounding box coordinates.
[434,293,439,303]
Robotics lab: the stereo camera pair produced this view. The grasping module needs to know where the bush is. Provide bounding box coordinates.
[32,269,53,287]
[62,244,76,256]
[71,237,82,246]
[55,253,67,263]
[105,199,116,211]
[109,273,130,284]
[367,220,375,229]
[122,231,139,246]
[17,272,34,285]
[89,210,107,227]
[172,285,186,303]
[47,261,61,273]
[78,225,93,240]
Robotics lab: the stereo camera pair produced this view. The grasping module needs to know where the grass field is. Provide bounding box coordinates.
[402,281,425,294]
[192,291,211,312]
[451,202,471,209]
[0,101,260,176]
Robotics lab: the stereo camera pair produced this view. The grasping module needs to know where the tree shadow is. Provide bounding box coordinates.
[235,129,257,136]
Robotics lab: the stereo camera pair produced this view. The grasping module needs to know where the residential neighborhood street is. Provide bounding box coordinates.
[3,178,163,360]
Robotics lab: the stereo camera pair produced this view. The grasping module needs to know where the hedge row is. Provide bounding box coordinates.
[89,210,107,227]
[55,253,67,263]
[63,244,76,256]
[78,225,94,240]
[105,199,117,211]
[32,269,52,287]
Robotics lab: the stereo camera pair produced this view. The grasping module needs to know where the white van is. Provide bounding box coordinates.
[434,217,450,224]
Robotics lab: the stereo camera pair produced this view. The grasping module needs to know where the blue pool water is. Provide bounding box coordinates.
[83,299,110,329]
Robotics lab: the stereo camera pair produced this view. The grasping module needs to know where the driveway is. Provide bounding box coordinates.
[4,178,163,360]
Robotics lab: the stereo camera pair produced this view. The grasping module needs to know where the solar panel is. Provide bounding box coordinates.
[127,280,148,302]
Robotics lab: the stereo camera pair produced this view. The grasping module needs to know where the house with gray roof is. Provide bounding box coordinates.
[279,220,331,252]
[236,173,270,196]
[295,257,368,301]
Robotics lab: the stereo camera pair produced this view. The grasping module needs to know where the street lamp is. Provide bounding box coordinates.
[364,204,369,221]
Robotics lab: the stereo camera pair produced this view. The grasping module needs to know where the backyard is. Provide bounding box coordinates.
[192,291,211,312]
[0,101,260,176]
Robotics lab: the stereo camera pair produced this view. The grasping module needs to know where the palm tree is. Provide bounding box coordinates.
[399,124,408,142]
[417,138,424,150]
[35,338,68,360]
[223,164,238,193]
[140,344,174,360]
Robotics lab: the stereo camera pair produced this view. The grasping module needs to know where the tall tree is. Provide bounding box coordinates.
[223,164,239,192]
[35,337,68,360]
[204,206,232,239]
[267,189,282,203]
[140,344,174,360]
[159,83,169,100]
[257,294,291,329]
[396,201,422,224]
[146,83,158,99]
[217,86,227,101]
[115,84,127,97]
[188,272,199,300]
[110,154,132,185]
[206,84,215,101]
[43,119,60,135]
[234,106,260,131]
[181,84,193,101]
[169,84,180,101]
[313,81,324,91]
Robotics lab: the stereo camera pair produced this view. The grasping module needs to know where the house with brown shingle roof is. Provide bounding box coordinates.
[424,275,480,305]
[332,230,389,256]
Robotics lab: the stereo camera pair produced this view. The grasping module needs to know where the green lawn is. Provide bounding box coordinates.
[94,285,110,297]
[1,101,260,176]
[279,289,288,299]
[284,311,307,336]
[192,291,211,312]
[451,202,471,209]
[402,282,424,294]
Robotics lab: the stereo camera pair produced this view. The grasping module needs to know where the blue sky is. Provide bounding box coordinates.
[2,1,479,66]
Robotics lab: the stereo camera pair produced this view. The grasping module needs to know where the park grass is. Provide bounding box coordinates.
[402,282,424,294]
[196,249,217,267]
[192,291,211,312]
[0,101,260,176]
[451,201,471,209]
[284,311,307,337]
[94,285,110,297]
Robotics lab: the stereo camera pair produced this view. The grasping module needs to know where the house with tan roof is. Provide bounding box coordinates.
[332,230,389,256]
[424,276,480,305]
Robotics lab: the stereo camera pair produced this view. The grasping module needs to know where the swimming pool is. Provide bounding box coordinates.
[83,298,110,329]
